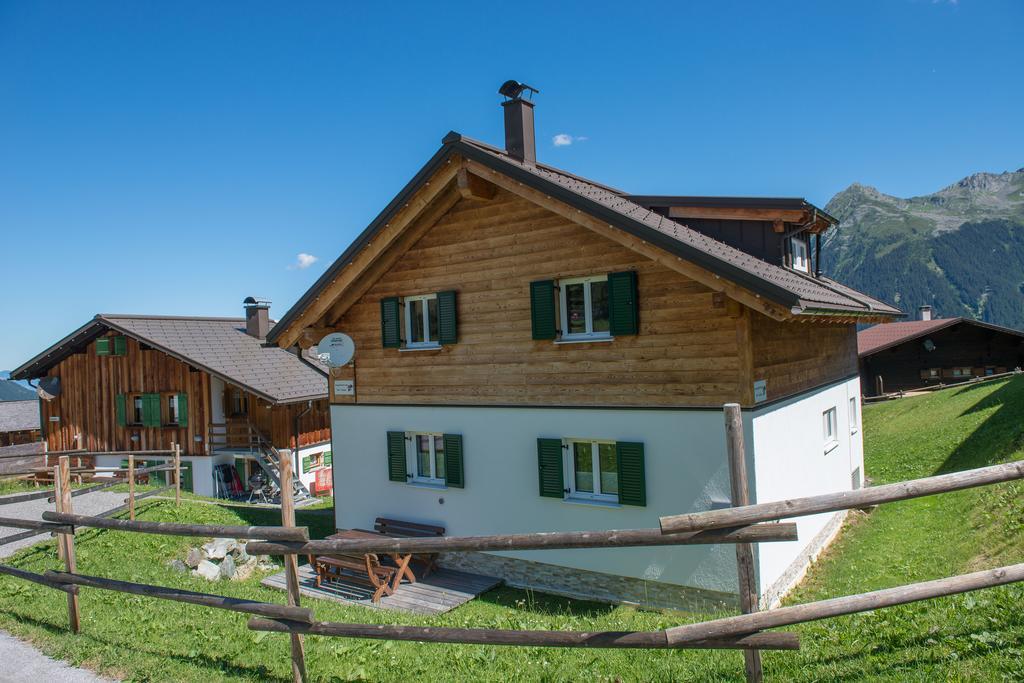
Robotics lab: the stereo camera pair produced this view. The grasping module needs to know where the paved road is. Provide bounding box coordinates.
[0,488,124,681]
[0,489,125,559]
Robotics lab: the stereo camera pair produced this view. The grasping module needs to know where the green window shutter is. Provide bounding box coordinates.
[386,431,408,482]
[177,393,188,427]
[537,438,565,498]
[143,393,161,427]
[616,441,647,506]
[236,459,248,488]
[608,271,639,336]
[112,336,127,356]
[180,463,193,493]
[323,451,333,466]
[115,394,126,427]
[437,290,458,345]
[530,280,557,340]
[443,433,464,488]
[95,338,110,356]
[301,455,312,474]
[381,297,401,348]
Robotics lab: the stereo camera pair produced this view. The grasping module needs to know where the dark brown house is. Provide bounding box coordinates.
[11,299,331,499]
[858,307,1024,396]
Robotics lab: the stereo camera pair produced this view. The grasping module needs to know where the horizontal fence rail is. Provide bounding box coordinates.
[247,618,800,651]
[125,486,174,504]
[664,562,1024,645]
[41,512,309,542]
[660,459,1024,535]
[0,489,63,506]
[45,571,314,623]
[0,564,79,595]
[247,524,798,557]
[0,516,73,533]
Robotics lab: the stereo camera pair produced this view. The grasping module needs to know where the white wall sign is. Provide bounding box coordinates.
[317,332,355,367]
[753,380,768,403]
[333,380,355,396]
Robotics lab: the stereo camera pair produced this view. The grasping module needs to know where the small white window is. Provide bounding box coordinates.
[404,294,440,348]
[558,275,611,341]
[166,395,179,425]
[564,438,618,503]
[407,432,445,485]
[849,397,858,434]
[790,237,809,273]
[823,407,838,452]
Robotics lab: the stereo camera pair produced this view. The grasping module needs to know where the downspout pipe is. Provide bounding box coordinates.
[292,400,313,480]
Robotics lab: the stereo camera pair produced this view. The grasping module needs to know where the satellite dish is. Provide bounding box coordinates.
[37,376,61,400]
[923,338,936,352]
[316,333,355,368]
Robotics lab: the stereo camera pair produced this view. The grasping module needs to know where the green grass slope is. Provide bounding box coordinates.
[0,379,1021,680]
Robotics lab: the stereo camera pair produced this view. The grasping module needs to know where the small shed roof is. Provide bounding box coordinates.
[0,400,40,433]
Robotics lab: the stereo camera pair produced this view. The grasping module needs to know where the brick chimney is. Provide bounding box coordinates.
[499,80,539,166]
[243,297,271,339]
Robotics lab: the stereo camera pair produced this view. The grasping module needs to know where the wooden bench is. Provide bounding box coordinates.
[314,552,397,603]
[373,517,445,578]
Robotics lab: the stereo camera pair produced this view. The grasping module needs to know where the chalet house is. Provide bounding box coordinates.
[0,400,40,447]
[11,299,331,499]
[267,83,902,610]
[859,306,1024,396]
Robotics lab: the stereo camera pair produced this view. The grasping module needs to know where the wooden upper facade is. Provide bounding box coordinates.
[271,139,890,409]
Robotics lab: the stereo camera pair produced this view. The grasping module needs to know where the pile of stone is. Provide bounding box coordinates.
[167,538,277,581]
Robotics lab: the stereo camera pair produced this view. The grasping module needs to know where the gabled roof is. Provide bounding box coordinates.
[268,133,901,345]
[12,315,327,404]
[0,400,40,433]
[857,317,1024,357]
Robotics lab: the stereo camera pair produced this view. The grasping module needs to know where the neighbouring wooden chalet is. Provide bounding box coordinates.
[11,299,331,499]
[859,306,1024,396]
[267,82,902,610]
[0,400,40,447]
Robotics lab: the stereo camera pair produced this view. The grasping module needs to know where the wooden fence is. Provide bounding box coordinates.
[1,421,1023,682]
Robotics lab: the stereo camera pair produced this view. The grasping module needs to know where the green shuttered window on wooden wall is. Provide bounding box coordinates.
[442,433,464,488]
[142,393,161,427]
[436,290,458,345]
[607,271,639,336]
[112,335,128,356]
[616,441,646,506]
[380,297,401,348]
[530,280,557,340]
[386,431,407,482]
[176,393,189,427]
[537,438,565,497]
[95,338,110,356]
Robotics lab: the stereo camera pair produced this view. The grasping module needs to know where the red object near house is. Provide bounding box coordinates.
[315,467,332,494]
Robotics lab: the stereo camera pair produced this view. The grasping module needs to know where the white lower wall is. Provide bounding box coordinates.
[331,405,740,593]
[93,453,235,498]
[749,376,863,605]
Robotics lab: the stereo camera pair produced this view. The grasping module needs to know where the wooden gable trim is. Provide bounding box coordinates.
[461,158,795,322]
[274,158,462,349]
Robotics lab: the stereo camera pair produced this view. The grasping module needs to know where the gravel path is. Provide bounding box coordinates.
[0,488,126,681]
[0,489,125,559]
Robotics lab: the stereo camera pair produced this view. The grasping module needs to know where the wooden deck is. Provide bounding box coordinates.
[262,564,503,615]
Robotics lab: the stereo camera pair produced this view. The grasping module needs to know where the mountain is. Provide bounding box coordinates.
[821,169,1024,329]
[0,377,36,401]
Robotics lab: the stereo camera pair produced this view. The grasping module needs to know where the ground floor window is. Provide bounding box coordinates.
[412,433,446,485]
[566,439,618,502]
[386,431,464,488]
[823,407,838,452]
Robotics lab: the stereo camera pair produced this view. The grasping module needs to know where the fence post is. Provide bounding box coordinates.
[55,456,81,633]
[128,454,135,521]
[724,403,762,683]
[280,451,307,682]
[174,443,181,507]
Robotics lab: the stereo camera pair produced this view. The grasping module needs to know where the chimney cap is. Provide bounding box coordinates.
[498,80,539,101]
[244,296,271,307]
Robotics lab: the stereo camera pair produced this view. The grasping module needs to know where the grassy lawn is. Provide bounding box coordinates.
[0,378,1021,680]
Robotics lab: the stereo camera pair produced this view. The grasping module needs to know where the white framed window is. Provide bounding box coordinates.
[823,407,838,452]
[849,396,858,434]
[407,432,446,486]
[564,438,618,503]
[790,237,809,273]
[166,395,180,425]
[131,395,145,425]
[403,293,440,349]
[951,367,972,378]
[558,275,611,341]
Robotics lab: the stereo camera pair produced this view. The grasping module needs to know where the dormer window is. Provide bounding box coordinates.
[790,237,809,273]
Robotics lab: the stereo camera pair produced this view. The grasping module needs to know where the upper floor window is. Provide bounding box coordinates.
[131,394,145,425]
[559,276,610,341]
[166,394,180,425]
[790,237,809,273]
[228,387,248,416]
[404,293,440,349]
[380,291,457,349]
[117,392,187,428]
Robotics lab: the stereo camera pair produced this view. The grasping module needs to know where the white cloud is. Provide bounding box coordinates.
[288,252,319,270]
[552,133,588,147]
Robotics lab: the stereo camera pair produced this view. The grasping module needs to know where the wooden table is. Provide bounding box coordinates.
[315,530,416,593]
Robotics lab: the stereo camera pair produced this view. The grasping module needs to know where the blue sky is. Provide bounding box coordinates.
[1,0,1021,370]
